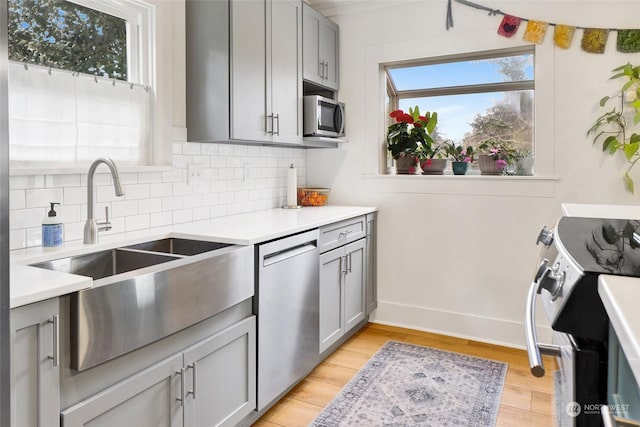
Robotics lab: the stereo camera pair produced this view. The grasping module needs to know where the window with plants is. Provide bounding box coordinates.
[385,47,535,176]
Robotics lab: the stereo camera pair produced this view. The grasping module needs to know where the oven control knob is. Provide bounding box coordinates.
[543,263,565,301]
[536,226,554,247]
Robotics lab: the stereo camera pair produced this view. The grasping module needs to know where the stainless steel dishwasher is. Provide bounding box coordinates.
[256,228,320,411]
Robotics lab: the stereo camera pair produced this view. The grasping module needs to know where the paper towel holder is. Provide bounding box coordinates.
[282,163,302,209]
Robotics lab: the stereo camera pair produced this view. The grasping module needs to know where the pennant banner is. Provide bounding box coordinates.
[448,0,640,54]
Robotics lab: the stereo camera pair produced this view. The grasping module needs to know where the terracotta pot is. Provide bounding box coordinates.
[478,154,505,176]
[394,155,418,174]
[420,158,447,175]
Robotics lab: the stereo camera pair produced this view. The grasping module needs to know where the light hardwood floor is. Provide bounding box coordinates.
[253,323,558,427]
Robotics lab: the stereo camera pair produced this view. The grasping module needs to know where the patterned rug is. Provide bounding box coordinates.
[310,340,507,426]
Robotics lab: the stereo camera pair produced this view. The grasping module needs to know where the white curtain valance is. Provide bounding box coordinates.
[8,61,152,166]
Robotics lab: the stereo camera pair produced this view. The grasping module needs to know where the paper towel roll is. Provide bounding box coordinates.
[286,164,297,207]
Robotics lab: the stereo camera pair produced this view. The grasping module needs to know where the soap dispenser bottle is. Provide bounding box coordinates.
[42,202,63,248]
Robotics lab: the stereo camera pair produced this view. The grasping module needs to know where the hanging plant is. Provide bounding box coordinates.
[588,63,640,193]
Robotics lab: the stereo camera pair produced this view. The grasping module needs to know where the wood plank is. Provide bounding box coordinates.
[253,323,556,427]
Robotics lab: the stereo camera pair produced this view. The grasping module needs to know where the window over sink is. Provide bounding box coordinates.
[7,0,154,167]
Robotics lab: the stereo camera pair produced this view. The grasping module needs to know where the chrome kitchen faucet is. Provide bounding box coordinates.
[83,158,124,244]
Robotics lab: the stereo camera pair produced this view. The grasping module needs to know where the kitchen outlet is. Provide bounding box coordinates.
[187,163,203,185]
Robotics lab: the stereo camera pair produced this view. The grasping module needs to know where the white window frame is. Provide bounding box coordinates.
[8,0,158,170]
[384,46,535,174]
[362,39,558,197]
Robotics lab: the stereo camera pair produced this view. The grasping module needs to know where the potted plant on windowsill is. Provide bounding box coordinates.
[588,63,640,193]
[477,139,516,175]
[445,142,474,175]
[387,106,438,174]
[514,147,534,176]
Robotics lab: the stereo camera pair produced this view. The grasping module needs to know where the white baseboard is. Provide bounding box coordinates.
[369,300,552,350]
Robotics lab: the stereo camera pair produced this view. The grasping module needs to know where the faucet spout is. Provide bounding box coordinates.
[84,158,125,244]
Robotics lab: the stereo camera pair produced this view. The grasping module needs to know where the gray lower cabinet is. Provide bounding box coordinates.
[61,316,256,427]
[10,298,60,427]
[365,213,377,315]
[319,239,366,353]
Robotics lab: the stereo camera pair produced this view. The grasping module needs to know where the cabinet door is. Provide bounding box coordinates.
[344,239,366,333]
[11,298,59,427]
[365,213,377,315]
[231,0,268,142]
[319,17,339,90]
[302,3,339,90]
[319,246,345,353]
[269,0,302,144]
[61,354,184,427]
[302,3,321,85]
[183,316,256,427]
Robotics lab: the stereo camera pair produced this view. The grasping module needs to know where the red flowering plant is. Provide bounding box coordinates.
[387,106,439,161]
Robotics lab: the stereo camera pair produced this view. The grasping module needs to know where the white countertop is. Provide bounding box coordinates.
[9,205,376,309]
[598,275,640,382]
[562,203,640,219]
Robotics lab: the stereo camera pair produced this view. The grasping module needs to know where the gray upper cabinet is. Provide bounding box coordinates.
[11,298,60,427]
[186,0,303,146]
[232,0,303,145]
[302,3,339,90]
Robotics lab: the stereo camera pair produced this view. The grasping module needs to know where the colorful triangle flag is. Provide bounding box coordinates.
[554,25,576,49]
[523,20,548,44]
[581,28,609,54]
[617,30,640,53]
[497,15,521,38]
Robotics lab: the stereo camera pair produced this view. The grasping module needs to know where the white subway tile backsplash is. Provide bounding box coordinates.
[150,182,173,198]
[111,199,139,217]
[9,229,26,250]
[46,174,81,188]
[124,183,151,200]
[192,206,210,221]
[9,142,306,249]
[172,209,193,224]
[138,198,162,214]
[150,211,173,228]
[125,214,150,231]
[183,143,201,155]
[162,196,184,211]
[10,175,45,189]
[10,190,25,210]
[64,187,86,205]
[138,171,162,183]
[26,188,64,209]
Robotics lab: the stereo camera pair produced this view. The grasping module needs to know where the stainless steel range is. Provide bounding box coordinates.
[525,217,640,426]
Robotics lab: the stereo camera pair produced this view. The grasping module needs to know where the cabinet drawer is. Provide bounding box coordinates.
[319,216,366,253]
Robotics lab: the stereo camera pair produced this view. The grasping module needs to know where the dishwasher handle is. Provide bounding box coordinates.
[263,242,317,267]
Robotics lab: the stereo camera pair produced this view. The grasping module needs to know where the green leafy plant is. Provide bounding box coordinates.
[386,106,438,160]
[445,141,474,162]
[587,63,640,193]
[478,139,517,169]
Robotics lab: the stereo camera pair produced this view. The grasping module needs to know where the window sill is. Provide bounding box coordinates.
[9,164,174,176]
[362,174,559,197]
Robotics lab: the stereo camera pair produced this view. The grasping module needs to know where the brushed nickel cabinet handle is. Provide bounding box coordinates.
[274,114,280,136]
[186,362,197,400]
[47,315,59,367]
[176,368,185,406]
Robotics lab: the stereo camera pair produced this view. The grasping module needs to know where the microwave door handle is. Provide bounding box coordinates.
[525,276,561,377]
[335,103,345,136]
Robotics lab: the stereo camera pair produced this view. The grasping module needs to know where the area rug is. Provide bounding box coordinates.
[310,340,508,426]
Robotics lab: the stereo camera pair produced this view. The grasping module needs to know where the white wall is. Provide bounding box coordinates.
[307,0,640,347]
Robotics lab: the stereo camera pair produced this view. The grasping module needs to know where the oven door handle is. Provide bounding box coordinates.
[525,278,561,377]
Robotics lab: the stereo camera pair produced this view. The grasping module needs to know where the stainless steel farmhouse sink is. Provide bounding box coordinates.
[30,248,180,280]
[30,237,254,371]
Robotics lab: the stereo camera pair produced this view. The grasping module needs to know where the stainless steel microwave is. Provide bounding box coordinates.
[303,95,345,138]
